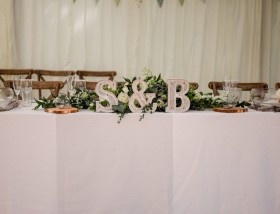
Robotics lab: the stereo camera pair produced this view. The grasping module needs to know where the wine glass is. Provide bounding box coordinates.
[54,93,69,109]
[222,78,237,95]
[13,76,21,102]
[73,80,86,91]
[67,75,75,97]
[227,87,242,108]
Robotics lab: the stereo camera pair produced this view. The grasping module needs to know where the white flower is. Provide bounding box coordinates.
[201,94,212,99]
[193,93,202,101]
[81,92,88,99]
[122,86,129,94]
[212,95,227,103]
[118,92,129,103]
[158,99,165,108]
[142,67,153,78]
[161,94,167,100]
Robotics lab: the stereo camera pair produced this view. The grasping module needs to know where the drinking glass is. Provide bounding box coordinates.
[54,93,69,109]
[222,79,237,95]
[67,75,75,97]
[21,79,32,107]
[226,88,242,108]
[222,76,239,108]
[73,80,86,91]
[250,88,268,110]
[13,76,21,102]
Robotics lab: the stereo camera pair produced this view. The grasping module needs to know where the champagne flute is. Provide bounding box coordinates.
[67,75,75,97]
[13,75,21,102]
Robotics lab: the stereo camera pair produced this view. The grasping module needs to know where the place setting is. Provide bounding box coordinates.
[212,78,248,113]
[250,88,280,112]
[0,75,23,111]
[44,76,84,114]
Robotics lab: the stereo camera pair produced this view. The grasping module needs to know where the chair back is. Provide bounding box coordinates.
[75,71,117,91]
[76,70,117,81]
[208,81,268,96]
[33,70,75,98]
[0,69,32,85]
[5,80,64,100]
[189,82,199,90]
[85,81,125,91]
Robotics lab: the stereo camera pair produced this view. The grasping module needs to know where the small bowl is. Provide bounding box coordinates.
[54,94,69,109]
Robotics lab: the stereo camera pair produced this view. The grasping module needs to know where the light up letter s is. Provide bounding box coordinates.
[95,80,118,113]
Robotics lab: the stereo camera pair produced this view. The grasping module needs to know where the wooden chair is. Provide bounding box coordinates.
[85,81,98,91]
[85,81,198,91]
[275,83,280,90]
[33,70,75,98]
[75,71,117,91]
[76,70,117,81]
[0,69,32,85]
[85,81,125,91]
[5,80,64,99]
[208,81,268,96]
[189,82,199,90]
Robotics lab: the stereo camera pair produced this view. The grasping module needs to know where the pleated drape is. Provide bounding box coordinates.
[1,0,278,90]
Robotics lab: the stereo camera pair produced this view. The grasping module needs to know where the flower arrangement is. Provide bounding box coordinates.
[34,68,231,122]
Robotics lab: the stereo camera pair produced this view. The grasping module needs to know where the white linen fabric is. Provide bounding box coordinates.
[10,0,277,91]
[173,112,280,214]
[0,109,173,214]
[0,107,280,214]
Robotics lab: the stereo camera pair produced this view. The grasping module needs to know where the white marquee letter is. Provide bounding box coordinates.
[129,79,157,113]
[95,80,118,112]
[166,79,190,112]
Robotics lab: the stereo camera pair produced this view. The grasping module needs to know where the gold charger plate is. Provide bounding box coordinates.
[45,107,79,114]
[213,107,248,113]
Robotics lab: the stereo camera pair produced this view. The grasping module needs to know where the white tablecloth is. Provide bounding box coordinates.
[0,106,280,214]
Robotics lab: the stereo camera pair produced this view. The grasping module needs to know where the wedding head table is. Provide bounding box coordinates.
[0,105,280,214]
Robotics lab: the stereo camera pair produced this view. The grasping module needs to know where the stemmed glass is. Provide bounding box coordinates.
[73,80,86,91]
[67,75,75,97]
[222,77,237,96]
[227,87,242,108]
[13,76,21,102]
[222,76,238,108]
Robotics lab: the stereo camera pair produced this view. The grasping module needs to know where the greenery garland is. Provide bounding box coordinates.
[34,70,237,123]
[34,69,251,123]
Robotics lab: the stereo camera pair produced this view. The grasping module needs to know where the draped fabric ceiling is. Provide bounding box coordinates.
[0,0,279,91]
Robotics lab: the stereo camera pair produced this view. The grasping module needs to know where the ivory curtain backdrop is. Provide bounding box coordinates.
[0,0,279,91]
[0,0,17,68]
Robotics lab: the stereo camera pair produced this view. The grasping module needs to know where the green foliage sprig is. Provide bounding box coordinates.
[34,97,56,110]
[70,88,99,110]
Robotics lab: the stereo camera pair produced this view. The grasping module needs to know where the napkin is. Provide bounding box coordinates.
[0,100,19,111]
